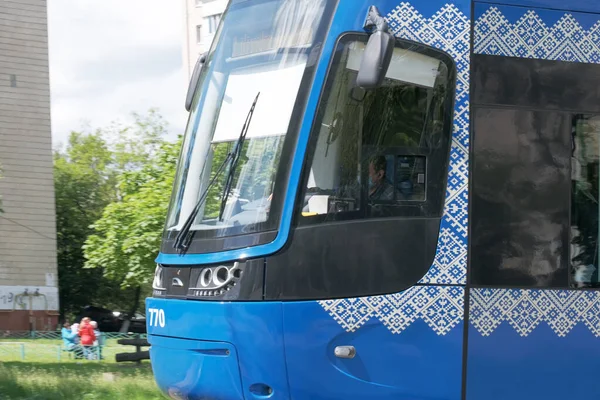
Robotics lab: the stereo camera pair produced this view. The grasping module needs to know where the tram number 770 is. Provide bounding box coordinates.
[148,308,166,328]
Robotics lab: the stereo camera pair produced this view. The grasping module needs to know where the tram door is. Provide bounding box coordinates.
[264,10,467,400]
[468,3,600,399]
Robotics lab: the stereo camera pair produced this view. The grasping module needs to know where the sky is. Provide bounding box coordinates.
[47,0,189,148]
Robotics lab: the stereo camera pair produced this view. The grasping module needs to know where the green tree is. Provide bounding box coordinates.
[54,131,116,319]
[109,109,168,174]
[203,142,232,218]
[55,110,175,321]
[83,138,181,317]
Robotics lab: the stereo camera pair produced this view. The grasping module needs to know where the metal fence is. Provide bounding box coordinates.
[0,341,127,362]
[0,331,148,363]
[0,330,146,340]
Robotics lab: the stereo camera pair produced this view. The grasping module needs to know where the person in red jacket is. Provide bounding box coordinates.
[78,317,96,359]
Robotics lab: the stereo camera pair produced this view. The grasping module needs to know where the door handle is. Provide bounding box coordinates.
[334,345,356,359]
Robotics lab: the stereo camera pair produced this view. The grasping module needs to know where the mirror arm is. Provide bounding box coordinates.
[362,6,389,34]
[356,6,395,89]
[185,52,208,112]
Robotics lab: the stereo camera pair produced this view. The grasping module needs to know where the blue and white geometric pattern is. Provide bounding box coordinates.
[320,286,465,336]
[475,6,600,64]
[318,3,470,336]
[471,289,600,338]
[388,3,471,285]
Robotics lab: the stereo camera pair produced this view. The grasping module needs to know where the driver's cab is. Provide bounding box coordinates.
[299,36,450,223]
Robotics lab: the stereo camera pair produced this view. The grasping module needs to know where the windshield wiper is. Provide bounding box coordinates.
[173,152,233,252]
[218,92,260,221]
[173,92,260,253]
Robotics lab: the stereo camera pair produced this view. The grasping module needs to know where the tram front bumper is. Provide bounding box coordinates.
[149,334,244,400]
[146,297,289,400]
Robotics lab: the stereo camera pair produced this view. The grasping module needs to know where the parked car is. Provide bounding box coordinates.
[75,306,146,333]
[123,312,146,334]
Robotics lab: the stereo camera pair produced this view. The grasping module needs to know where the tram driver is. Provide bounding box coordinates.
[368,155,398,202]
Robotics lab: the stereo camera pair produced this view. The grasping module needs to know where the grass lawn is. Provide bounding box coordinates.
[0,338,137,362]
[0,362,165,399]
[0,340,165,399]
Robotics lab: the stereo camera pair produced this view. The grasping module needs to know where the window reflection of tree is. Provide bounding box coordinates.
[315,49,448,219]
[336,71,360,203]
[571,115,600,288]
[201,137,283,220]
[362,83,426,148]
[330,75,430,211]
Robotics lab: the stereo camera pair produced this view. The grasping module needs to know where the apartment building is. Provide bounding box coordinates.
[183,0,228,80]
[0,0,58,331]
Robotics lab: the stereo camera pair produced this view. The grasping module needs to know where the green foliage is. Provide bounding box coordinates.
[54,132,117,319]
[109,109,168,175]
[83,138,181,289]
[202,137,282,220]
[203,142,231,218]
[54,110,179,319]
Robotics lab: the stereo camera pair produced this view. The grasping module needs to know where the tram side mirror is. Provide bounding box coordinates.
[356,31,394,89]
[185,52,207,112]
[356,6,394,89]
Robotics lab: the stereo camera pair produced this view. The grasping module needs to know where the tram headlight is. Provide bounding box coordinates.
[152,264,165,291]
[189,262,243,297]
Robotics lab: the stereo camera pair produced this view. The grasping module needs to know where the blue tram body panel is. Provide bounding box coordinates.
[467,323,600,399]
[147,298,291,399]
[283,291,464,400]
[148,288,465,400]
[467,289,600,400]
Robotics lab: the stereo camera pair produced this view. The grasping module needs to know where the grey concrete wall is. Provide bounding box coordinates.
[0,0,57,310]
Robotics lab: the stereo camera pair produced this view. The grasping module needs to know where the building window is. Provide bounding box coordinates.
[196,25,202,44]
[206,14,222,34]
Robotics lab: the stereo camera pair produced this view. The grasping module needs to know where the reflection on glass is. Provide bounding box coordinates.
[571,114,600,288]
[300,38,449,219]
[395,156,426,201]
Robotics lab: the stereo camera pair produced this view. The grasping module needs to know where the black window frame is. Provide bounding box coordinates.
[294,32,457,227]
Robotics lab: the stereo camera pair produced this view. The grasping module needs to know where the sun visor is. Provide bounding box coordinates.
[346,42,441,88]
[212,59,307,143]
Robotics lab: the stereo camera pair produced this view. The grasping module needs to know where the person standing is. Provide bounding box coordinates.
[90,320,104,360]
[61,322,84,359]
[61,322,77,350]
[78,317,96,359]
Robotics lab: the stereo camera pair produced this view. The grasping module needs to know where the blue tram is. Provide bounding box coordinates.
[147,0,600,398]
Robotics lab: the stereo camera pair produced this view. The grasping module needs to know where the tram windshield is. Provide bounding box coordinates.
[165,0,332,243]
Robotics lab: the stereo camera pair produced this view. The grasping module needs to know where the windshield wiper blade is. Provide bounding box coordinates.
[173,92,260,253]
[218,92,260,221]
[173,151,233,252]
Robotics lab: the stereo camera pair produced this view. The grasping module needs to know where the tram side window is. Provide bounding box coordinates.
[471,55,600,288]
[571,115,600,288]
[298,35,454,223]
